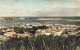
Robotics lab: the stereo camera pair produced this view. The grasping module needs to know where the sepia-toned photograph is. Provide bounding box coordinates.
[0,0,80,50]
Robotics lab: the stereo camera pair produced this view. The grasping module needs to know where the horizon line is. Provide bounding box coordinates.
[0,16,80,17]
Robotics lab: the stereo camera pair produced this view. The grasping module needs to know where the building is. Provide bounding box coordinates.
[16,34,30,38]
[4,31,16,37]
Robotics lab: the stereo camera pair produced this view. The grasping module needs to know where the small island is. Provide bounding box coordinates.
[37,18,54,20]
[18,17,25,19]
[37,18,65,20]
[37,18,80,21]
[0,17,25,22]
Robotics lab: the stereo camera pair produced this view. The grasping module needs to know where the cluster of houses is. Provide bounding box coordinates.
[0,24,80,39]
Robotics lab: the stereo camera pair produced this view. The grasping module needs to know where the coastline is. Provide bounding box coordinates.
[37,18,80,21]
[0,17,25,22]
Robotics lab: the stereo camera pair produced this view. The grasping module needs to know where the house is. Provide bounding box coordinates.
[40,30,51,35]
[44,32,51,35]
[16,34,30,38]
[54,31,63,36]
[4,31,16,37]
[0,35,6,39]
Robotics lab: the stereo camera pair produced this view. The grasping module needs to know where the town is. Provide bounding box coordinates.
[0,23,80,40]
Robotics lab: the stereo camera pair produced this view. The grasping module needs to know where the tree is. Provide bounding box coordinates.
[14,27,26,34]
[0,31,4,35]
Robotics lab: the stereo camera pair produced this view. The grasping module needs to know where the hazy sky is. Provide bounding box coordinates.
[0,0,80,17]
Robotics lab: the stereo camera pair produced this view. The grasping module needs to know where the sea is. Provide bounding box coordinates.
[0,17,80,27]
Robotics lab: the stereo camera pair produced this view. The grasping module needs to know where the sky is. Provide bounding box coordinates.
[0,0,80,17]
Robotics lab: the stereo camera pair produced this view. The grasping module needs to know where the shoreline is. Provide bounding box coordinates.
[37,18,80,21]
[0,17,25,22]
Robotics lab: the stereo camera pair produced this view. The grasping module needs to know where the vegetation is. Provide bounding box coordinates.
[0,31,4,35]
[14,27,27,34]
[13,25,48,34]
[0,35,80,50]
